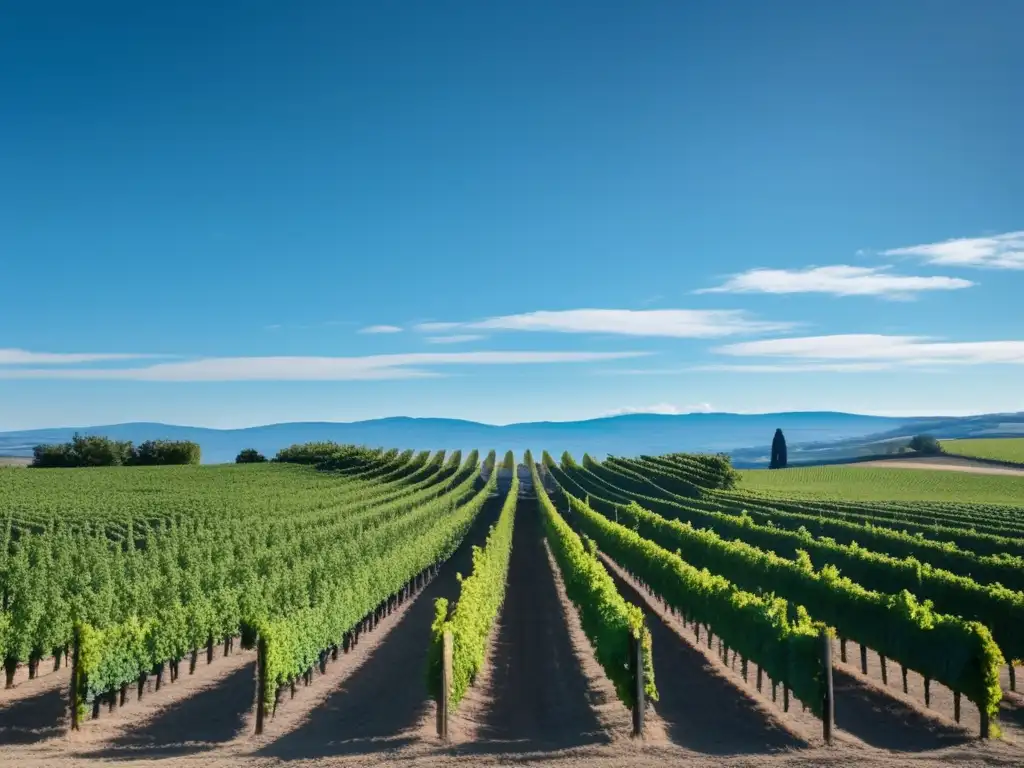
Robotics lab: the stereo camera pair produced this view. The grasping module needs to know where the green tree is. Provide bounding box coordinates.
[908,434,942,455]
[236,449,267,464]
[133,440,201,465]
[769,428,788,469]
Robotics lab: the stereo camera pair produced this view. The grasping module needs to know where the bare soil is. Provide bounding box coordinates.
[856,456,1024,476]
[447,496,617,751]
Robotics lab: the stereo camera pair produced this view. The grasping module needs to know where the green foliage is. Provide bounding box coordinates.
[0,450,477,702]
[560,493,825,713]
[256,454,498,709]
[32,434,134,468]
[430,474,519,709]
[235,448,267,463]
[606,457,702,498]
[593,496,1003,724]
[502,450,515,471]
[274,442,380,465]
[942,438,1024,466]
[132,440,201,465]
[641,453,739,490]
[556,458,1024,649]
[529,457,657,709]
[738,464,1024,506]
[29,434,200,468]
[770,429,788,469]
[908,434,943,455]
[575,460,1024,589]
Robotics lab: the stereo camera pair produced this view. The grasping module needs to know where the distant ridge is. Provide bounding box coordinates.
[3,411,1021,466]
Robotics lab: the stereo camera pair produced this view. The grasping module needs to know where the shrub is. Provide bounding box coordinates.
[908,435,943,455]
[132,440,201,466]
[29,434,200,468]
[273,442,371,465]
[235,448,267,464]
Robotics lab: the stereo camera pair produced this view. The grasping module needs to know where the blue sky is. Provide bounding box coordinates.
[1,1,1022,430]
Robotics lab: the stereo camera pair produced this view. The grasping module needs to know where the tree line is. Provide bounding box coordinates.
[31,434,201,468]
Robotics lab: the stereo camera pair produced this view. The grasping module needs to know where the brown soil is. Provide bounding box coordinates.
[598,554,810,755]
[0,658,69,705]
[856,456,1024,476]
[446,496,615,752]
[829,638,1024,747]
[73,643,259,758]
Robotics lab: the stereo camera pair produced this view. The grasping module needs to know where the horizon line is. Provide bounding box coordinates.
[1,409,1014,434]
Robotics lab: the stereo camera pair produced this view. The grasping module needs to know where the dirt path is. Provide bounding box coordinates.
[455,496,610,752]
[0,656,70,702]
[600,551,994,755]
[856,456,1024,476]
[72,644,258,759]
[600,555,810,755]
[255,497,503,760]
[0,681,67,746]
[830,638,1024,747]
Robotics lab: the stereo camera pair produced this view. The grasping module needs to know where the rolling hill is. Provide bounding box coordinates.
[3,411,1022,465]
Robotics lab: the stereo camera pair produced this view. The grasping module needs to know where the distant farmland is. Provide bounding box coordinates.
[739,463,1024,505]
[942,437,1024,466]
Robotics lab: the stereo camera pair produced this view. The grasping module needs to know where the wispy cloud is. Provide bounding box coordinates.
[415,309,793,338]
[424,335,486,344]
[881,231,1024,270]
[0,350,648,381]
[694,362,894,373]
[696,265,972,299]
[359,325,404,334]
[712,334,1024,369]
[0,349,164,365]
[603,402,714,416]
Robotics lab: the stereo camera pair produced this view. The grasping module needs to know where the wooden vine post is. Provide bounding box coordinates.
[821,629,835,746]
[69,625,82,731]
[436,629,453,742]
[254,635,268,735]
[630,633,645,737]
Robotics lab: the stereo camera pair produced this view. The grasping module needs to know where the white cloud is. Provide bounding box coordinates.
[416,309,793,338]
[604,402,714,416]
[424,335,486,344]
[0,350,648,381]
[713,334,1024,368]
[0,349,163,365]
[694,362,895,373]
[696,265,972,299]
[358,325,403,334]
[881,231,1024,270]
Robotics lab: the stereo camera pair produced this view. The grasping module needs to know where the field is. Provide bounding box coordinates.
[2,447,1024,768]
[738,463,1024,504]
[942,438,1024,466]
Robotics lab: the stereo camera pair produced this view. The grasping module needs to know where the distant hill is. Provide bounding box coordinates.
[6,411,1019,466]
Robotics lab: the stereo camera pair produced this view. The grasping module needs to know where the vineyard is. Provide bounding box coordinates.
[738,463,1024,504]
[941,438,1024,467]
[1,447,1024,768]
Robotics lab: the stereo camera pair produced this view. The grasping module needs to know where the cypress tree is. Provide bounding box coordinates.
[769,428,788,469]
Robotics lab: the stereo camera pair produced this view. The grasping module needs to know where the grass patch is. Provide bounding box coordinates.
[739,465,1024,505]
